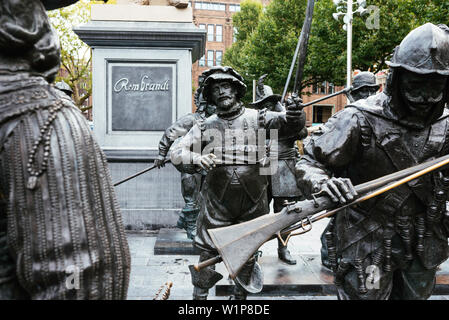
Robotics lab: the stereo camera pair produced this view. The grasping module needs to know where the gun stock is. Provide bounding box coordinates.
[208,198,331,279]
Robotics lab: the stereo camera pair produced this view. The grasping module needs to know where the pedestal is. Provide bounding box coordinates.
[74,5,206,230]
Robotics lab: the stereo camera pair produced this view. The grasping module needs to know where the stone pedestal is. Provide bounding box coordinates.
[75,5,206,230]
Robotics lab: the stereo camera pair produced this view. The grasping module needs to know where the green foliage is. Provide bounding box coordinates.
[224,0,449,96]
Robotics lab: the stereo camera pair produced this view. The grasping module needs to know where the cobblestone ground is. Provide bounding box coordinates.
[126,219,449,300]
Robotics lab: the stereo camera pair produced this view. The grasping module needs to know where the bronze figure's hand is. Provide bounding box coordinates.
[285,93,305,127]
[199,154,220,172]
[314,177,358,204]
[154,155,166,168]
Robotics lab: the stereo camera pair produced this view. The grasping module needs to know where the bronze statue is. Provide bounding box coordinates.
[249,75,308,265]
[320,71,379,270]
[0,0,130,299]
[347,71,380,103]
[296,23,449,300]
[155,71,216,240]
[171,66,306,300]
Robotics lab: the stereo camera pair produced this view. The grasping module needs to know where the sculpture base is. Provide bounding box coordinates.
[215,254,449,296]
[154,228,200,255]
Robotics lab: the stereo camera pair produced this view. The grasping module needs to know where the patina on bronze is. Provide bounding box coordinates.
[319,71,379,270]
[155,69,217,240]
[296,23,449,300]
[171,66,306,300]
[0,0,130,299]
[250,74,308,265]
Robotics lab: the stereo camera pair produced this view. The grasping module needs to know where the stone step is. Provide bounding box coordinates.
[154,228,200,255]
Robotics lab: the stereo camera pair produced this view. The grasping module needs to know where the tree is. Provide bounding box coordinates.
[48,0,116,112]
[223,0,449,96]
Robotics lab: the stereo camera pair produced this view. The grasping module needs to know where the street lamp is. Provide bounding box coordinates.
[333,0,367,92]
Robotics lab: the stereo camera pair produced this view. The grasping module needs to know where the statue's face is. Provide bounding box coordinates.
[399,69,448,117]
[210,81,238,111]
[351,86,378,102]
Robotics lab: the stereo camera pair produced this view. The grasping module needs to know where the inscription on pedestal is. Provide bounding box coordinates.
[109,63,174,131]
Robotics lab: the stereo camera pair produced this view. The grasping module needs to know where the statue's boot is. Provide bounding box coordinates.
[192,286,208,300]
[277,240,296,265]
[184,209,199,240]
[176,212,186,230]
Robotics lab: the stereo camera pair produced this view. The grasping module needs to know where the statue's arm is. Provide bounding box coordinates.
[158,114,196,158]
[296,109,361,197]
[170,124,204,173]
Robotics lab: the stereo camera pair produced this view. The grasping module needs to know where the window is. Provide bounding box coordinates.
[320,81,326,95]
[199,55,205,67]
[207,50,214,67]
[313,105,333,124]
[328,83,335,94]
[229,4,240,12]
[195,2,225,11]
[233,27,238,43]
[216,51,223,66]
[198,23,205,30]
[216,25,223,42]
[207,24,214,41]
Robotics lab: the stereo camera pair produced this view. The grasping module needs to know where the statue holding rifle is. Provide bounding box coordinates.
[296,23,449,300]
[171,66,306,300]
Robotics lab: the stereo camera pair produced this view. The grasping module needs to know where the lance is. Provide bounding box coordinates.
[113,159,171,187]
[281,0,316,103]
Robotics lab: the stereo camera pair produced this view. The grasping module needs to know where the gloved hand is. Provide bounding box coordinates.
[285,93,306,128]
[154,154,167,169]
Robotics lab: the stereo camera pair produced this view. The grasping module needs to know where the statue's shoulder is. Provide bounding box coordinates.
[346,93,387,118]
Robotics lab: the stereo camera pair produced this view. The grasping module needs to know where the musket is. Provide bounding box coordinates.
[302,87,352,108]
[113,159,171,187]
[281,0,316,103]
[192,154,449,279]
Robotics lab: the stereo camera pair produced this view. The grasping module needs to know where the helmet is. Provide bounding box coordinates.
[249,74,282,110]
[351,72,379,92]
[201,66,247,101]
[386,23,449,75]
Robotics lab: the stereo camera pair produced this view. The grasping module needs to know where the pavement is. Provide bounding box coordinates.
[126,219,449,300]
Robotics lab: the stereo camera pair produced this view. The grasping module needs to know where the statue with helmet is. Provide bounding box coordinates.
[296,23,449,299]
[250,74,308,265]
[155,69,217,240]
[0,0,130,299]
[171,66,306,300]
[347,71,380,103]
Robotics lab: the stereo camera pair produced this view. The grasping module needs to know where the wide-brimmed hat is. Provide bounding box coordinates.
[202,67,247,100]
[249,74,281,109]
